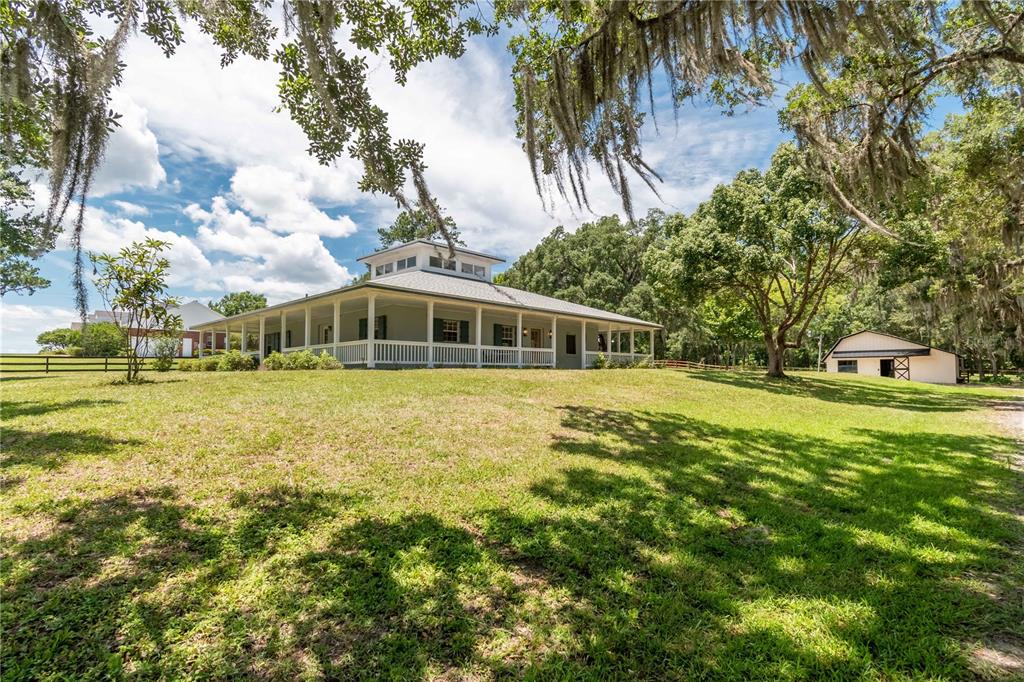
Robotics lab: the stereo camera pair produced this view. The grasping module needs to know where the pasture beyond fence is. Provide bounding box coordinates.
[0,354,180,374]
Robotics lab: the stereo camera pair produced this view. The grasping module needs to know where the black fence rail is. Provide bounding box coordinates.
[0,354,180,373]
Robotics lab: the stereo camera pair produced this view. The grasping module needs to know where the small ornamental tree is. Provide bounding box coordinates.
[91,239,181,383]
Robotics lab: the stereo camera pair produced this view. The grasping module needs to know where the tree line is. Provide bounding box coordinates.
[498,92,1023,378]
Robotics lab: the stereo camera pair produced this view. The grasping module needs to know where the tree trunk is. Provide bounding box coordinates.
[765,336,786,378]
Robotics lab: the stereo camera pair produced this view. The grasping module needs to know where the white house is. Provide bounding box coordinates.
[191,240,661,369]
[71,301,225,356]
[823,330,962,384]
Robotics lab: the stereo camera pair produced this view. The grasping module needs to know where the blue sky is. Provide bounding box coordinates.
[4,23,813,352]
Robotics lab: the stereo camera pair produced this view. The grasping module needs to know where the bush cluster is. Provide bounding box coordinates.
[179,355,238,372]
[262,350,341,370]
[591,352,654,369]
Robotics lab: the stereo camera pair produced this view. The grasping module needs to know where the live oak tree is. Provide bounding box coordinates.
[35,327,81,352]
[647,145,861,378]
[377,205,463,248]
[91,238,181,383]
[209,291,267,317]
[512,1,1024,228]
[6,1,1022,317]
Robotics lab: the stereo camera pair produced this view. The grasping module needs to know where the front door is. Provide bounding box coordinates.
[529,328,543,348]
[880,358,894,378]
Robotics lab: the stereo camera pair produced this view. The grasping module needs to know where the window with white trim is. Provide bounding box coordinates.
[500,325,515,346]
[461,262,486,277]
[442,319,459,343]
[429,256,456,271]
[375,262,394,276]
[396,256,416,270]
[837,359,858,373]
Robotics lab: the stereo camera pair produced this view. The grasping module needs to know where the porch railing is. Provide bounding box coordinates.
[432,343,477,366]
[584,351,652,367]
[257,341,646,368]
[375,340,429,365]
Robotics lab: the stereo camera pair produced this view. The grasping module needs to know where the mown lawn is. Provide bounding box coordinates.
[1,369,1022,680]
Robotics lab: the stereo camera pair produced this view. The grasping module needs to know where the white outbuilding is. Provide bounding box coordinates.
[823,330,962,384]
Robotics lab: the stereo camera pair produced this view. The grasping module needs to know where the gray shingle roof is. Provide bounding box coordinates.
[369,271,660,327]
[193,270,661,329]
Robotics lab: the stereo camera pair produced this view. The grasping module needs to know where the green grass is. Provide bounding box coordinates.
[1,369,1021,680]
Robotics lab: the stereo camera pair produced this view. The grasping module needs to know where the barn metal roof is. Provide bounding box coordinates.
[832,348,931,358]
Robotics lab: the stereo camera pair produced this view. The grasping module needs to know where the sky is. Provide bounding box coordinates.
[1,18,798,353]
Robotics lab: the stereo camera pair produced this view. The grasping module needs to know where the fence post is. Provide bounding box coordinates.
[45,356,50,374]
[104,357,109,372]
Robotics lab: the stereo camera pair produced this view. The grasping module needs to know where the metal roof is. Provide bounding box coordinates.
[370,270,660,326]
[823,329,957,359]
[193,270,661,329]
[832,348,931,358]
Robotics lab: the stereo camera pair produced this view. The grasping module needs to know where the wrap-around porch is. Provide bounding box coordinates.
[196,290,655,369]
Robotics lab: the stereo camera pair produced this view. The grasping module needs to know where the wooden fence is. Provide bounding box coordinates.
[0,354,180,374]
[654,359,818,372]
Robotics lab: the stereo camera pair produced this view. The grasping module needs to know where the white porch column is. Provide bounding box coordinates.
[630,327,635,358]
[304,305,311,348]
[197,330,204,357]
[225,324,230,352]
[581,321,587,368]
[475,305,482,368]
[516,311,523,368]
[241,321,248,353]
[280,310,287,350]
[367,293,376,368]
[551,316,558,368]
[426,300,435,368]
[607,322,613,356]
[258,317,266,361]
[332,300,340,345]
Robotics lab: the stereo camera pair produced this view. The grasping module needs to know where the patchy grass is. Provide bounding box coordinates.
[1,369,1021,680]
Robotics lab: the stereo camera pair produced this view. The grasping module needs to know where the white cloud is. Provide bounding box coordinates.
[0,304,77,353]
[230,165,357,238]
[91,92,167,196]
[111,200,149,216]
[185,196,353,303]
[56,207,214,288]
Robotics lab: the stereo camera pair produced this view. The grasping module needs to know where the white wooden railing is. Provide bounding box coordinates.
[481,346,517,366]
[374,340,429,365]
[433,343,477,366]
[585,351,651,367]
[521,348,555,366]
[263,340,623,368]
[336,340,368,365]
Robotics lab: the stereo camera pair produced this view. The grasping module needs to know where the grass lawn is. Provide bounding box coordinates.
[2,368,1022,680]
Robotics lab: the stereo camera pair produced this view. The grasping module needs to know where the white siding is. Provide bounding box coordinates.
[824,331,958,384]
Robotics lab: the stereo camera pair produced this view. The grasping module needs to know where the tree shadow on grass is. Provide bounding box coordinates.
[0,428,145,470]
[1,398,119,420]
[0,488,225,680]
[468,405,1022,678]
[684,371,995,413]
[4,408,1021,679]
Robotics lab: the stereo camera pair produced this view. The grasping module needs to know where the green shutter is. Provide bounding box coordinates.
[433,318,444,342]
[459,320,470,344]
[378,315,387,340]
[493,324,502,347]
[358,318,367,340]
